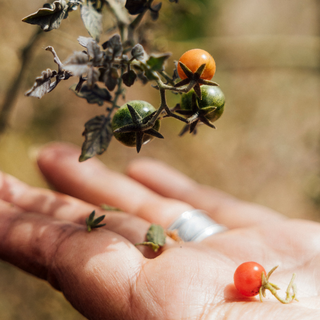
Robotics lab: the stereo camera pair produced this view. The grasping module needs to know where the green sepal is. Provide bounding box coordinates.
[195,63,206,77]
[86,210,106,232]
[178,61,193,78]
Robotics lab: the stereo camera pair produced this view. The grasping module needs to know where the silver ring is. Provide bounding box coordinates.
[167,209,228,242]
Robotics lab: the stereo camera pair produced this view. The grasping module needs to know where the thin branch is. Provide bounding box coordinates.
[0,28,43,134]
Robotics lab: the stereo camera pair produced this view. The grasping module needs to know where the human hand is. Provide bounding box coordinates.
[1,143,320,319]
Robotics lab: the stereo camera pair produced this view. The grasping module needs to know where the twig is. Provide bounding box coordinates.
[0,28,43,134]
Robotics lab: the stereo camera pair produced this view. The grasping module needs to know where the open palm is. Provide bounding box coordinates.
[1,143,320,320]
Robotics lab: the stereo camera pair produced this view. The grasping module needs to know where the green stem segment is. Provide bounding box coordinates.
[259,266,298,304]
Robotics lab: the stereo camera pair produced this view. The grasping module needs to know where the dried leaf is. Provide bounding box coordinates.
[22,0,69,31]
[87,67,100,88]
[78,36,93,48]
[149,10,159,21]
[122,70,137,87]
[25,69,57,98]
[107,0,129,25]
[70,83,111,106]
[151,2,162,11]
[25,47,71,98]
[136,72,149,84]
[131,44,145,60]
[125,0,147,15]
[80,2,103,42]
[77,36,103,62]
[104,67,119,91]
[79,115,113,161]
[102,34,123,58]
[63,52,90,77]
[150,2,162,20]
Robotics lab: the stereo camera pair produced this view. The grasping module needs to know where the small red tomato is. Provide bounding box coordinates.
[177,49,216,80]
[234,262,266,297]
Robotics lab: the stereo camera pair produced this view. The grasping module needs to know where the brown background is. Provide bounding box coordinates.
[0,0,320,318]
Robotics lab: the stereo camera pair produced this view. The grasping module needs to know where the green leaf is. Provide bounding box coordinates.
[80,2,103,42]
[79,115,113,161]
[146,53,171,72]
[135,224,166,252]
[70,84,111,106]
[146,224,166,246]
[22,0,69,31]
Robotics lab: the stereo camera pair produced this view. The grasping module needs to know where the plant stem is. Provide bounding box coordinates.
[127,9,148,44]
[0,28,43,134]
[107,67,125,119]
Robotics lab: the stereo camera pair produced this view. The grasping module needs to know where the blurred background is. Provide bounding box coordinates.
[0,0,320,318]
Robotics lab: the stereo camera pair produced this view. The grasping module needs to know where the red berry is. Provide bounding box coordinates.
[177,49,216,80]
[234,262,266,297]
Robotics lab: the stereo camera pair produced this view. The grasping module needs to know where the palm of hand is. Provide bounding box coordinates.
[1,143,320,320]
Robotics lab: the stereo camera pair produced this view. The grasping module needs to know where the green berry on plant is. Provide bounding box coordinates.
[180,85,225,122]
[111,100,163,153]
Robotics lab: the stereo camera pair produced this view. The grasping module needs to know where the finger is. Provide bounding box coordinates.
[37,143,192,227]
[0,199,145,319]
[0,171,151,247]
[126,158,285,229]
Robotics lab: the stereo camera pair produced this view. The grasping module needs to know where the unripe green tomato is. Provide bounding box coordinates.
[180,85,225,122]
[112,100,160,147]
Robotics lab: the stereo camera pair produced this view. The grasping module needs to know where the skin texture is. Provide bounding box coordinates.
[1,143,320,319]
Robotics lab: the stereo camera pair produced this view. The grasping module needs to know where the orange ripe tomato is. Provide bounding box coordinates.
[177,49,216,80]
